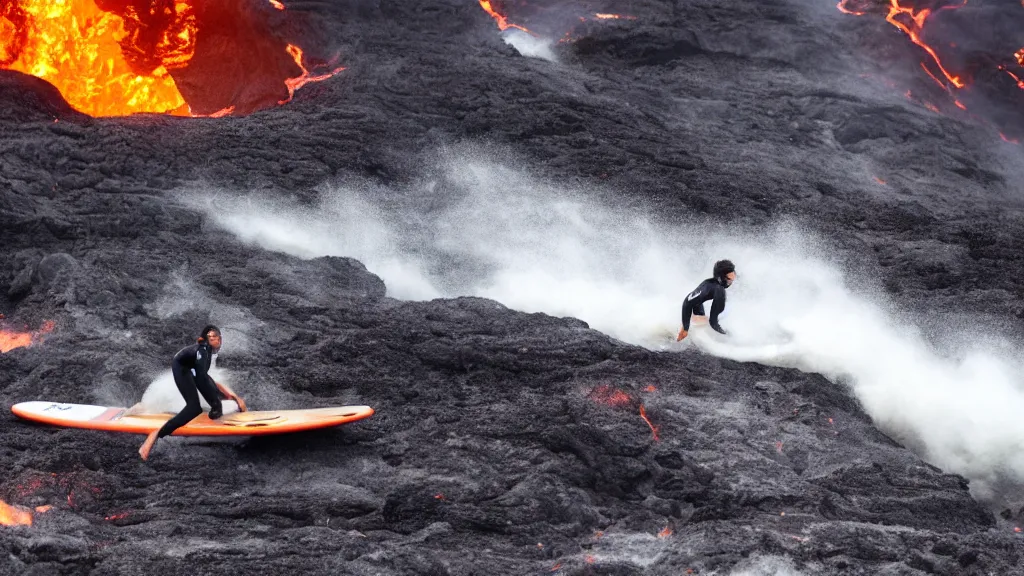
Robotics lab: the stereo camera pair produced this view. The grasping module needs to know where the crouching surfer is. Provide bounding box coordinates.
[139,325,247,460]
[677,260,736,342]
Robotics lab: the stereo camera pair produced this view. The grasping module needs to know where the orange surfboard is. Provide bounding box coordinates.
[11,401,374,436]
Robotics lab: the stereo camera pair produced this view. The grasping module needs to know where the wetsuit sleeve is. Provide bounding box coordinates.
[709,286,727,334]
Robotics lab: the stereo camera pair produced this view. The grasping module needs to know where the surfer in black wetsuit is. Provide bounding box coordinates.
[139,325,247,460]
[677,260,736,341]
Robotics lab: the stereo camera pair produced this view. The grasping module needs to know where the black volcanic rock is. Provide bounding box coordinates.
[2,0,1024,574]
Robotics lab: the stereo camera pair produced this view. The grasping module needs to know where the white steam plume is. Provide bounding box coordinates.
[183,155,1024,495]
[503,29,558,62]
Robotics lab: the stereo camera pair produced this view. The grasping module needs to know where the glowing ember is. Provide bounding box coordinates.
[657,526,672,538]
[585,555,595,564]
[433,493,446,501]
[0,320,54,353]
[478,0,531,33]
[639,405,659,441]
[644,385,657,392]
[1000,65,1024,91]
[278,44,345,105]
[104,512,130,521]
[0,500,32,526]
[593,13,636,20]
[873,176,887,185]
[588,384,631,407]
[551,563,562,572]
[269,0,284,10]
[0,0,197,116]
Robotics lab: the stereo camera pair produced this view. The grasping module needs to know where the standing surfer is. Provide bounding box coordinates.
[139,325,246,460]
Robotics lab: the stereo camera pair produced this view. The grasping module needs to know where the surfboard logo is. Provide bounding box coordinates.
[43,403,73,412]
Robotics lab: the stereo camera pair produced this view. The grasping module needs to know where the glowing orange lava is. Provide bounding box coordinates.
[657,526,672,538]
[278,44,345,105]
[0,320,54,353]
[269,0,284,10]
[588,384,631,407]
[478,0,531,33]
[0,500,32,526]
[0,0,197,116]
[836,0,866,16]
[639,404,659,441]
[883,0,966,88]
[594,13,636,20]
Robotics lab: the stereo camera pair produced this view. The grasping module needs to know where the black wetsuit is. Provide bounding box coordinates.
[157,343,224,438]
[681,277,729,334]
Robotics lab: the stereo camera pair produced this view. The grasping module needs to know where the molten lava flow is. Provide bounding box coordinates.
[0,0,197,116]
[639,405,659,441]
[278,44,344,105]
[1016,48,1023,66]
[478,0,531,33]
[0,501,32,526]
[883,0,966,88]
[836,0,866,16]
[657,526,672,538]
[0,320,53,353]
[269,0,284,9]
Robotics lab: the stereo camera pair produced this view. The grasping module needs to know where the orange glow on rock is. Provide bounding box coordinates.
[0,501,32,526]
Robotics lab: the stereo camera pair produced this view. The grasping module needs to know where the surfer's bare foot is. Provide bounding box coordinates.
[139,431,158,460]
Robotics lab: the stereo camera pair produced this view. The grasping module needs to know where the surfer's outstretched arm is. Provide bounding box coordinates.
[215,381,247,412]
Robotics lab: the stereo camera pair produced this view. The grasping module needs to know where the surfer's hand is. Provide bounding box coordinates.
[676,328,688,341]
[234,395,248,412]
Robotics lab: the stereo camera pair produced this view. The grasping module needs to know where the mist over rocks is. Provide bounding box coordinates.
[3,0,1024,574]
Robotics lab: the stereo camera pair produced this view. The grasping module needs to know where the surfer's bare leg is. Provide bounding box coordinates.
[138,430,158,460]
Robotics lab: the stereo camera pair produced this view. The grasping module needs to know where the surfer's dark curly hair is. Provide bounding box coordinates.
[713,260,735,280]
[197,325,221,343]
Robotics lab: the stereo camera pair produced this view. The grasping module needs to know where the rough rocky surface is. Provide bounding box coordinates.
[2,0,1024,574]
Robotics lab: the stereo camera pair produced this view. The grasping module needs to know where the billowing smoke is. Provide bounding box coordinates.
[183,153,1024,496]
